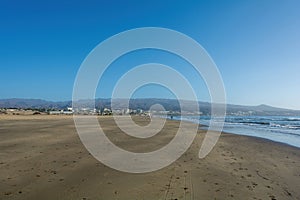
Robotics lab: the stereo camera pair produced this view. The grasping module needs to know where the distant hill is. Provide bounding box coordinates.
[0,98,299,116]
[0,98,71,109]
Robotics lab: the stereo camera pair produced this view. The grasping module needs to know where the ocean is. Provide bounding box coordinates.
[171,115,300,148]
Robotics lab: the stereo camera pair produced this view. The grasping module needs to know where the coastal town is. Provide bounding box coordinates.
[0,107,184,117]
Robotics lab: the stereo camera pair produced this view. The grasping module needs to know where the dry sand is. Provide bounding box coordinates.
[0,115,299,200]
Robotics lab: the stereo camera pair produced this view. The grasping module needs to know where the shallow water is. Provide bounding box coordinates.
[171,115,300,148]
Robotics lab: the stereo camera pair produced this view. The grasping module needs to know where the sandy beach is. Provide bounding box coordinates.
[0,115,299,200]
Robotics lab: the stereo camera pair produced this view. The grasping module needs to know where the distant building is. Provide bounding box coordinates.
[49,111,61,115]
[102,108,112,115]
[63,111,73,115]
[49,110,73,115]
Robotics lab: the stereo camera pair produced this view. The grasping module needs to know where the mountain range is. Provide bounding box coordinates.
[0,98,299,116]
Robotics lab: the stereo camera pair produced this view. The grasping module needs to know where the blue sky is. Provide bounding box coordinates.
[0,0,299,109]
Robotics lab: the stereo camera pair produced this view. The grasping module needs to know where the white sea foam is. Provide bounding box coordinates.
[169,115,300,148]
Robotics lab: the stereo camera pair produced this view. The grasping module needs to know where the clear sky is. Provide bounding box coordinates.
[0,0,299,109]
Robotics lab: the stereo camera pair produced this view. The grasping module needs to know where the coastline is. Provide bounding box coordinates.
[0,115,299,199]
[167,115,300,150]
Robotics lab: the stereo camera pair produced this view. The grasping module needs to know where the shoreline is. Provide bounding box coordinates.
[1,113,300,149]
[1,114,299,150]
[203,127,300,150]
[166,115,300,150]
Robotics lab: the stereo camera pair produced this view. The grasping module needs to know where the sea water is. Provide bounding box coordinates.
[171,115,300,148]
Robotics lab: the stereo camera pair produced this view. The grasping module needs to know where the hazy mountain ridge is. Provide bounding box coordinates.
[0,98,299,116]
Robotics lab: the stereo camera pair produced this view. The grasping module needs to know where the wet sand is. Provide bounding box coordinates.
[0,115,299,200]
